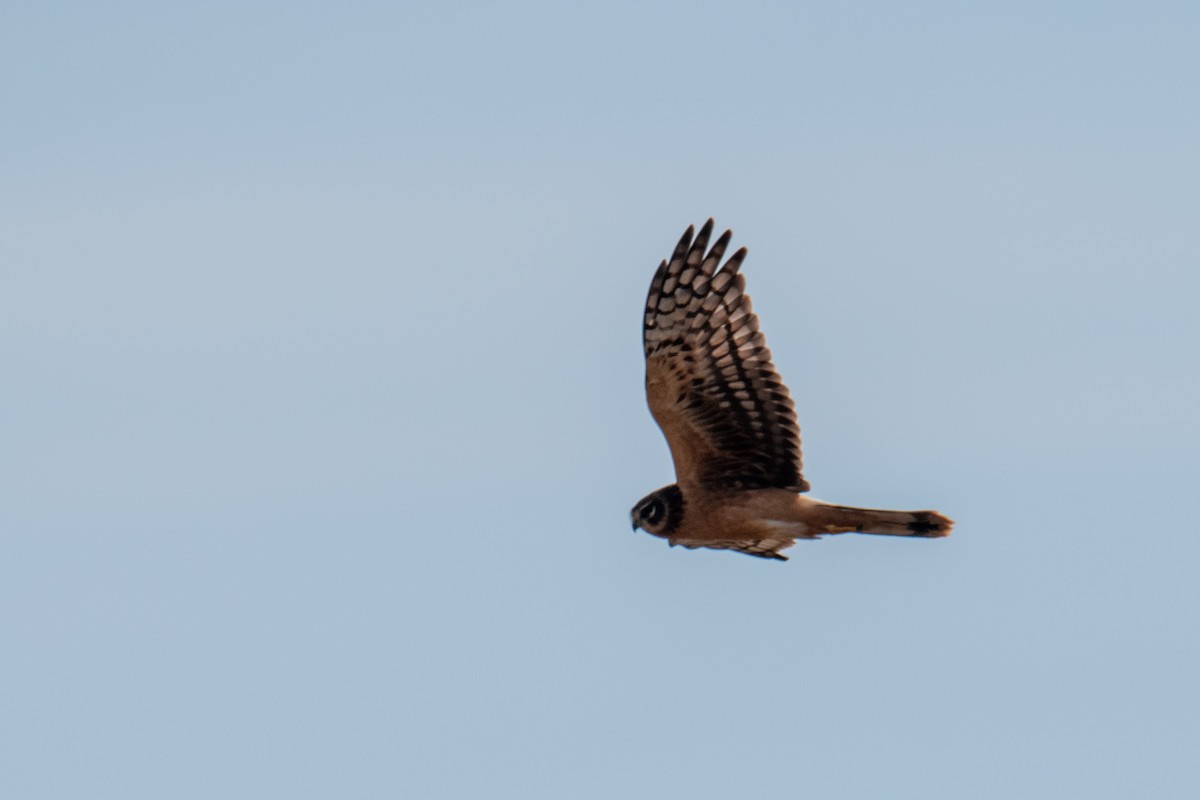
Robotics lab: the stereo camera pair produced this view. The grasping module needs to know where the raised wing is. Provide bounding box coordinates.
[643,219,809,494]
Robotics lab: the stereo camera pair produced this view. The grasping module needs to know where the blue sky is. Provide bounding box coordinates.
[3,2,1199,797]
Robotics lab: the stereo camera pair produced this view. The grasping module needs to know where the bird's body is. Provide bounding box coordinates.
[631,220,953,561]
[641,485,951,561]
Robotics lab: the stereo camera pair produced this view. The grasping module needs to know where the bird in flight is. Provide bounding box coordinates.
[631,219,953,560]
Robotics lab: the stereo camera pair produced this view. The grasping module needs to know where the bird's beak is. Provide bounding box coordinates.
[631,514,640,532]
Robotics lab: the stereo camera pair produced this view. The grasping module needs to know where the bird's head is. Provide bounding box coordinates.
[630,484,684,537]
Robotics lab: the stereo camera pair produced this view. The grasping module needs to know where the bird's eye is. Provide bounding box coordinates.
[643,499,664,524]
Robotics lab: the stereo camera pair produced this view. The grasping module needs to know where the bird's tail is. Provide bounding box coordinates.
[814,503,954,538]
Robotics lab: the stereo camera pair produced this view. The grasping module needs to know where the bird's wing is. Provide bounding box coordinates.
[643,219,809,494]
[676,538,795,561]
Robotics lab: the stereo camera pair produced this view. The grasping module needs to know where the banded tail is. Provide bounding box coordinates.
[816,503,954,538]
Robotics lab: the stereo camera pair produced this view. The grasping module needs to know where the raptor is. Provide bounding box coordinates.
[631,219,953,560]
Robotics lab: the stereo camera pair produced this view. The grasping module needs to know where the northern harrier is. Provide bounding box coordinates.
[630,220,953,560]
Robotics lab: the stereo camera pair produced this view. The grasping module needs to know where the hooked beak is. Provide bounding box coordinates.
[631,513,640,532]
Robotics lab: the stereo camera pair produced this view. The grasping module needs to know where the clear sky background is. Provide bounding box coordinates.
[4,2,1199,798]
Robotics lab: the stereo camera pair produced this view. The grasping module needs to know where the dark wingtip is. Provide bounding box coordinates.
[711,228,733,253]
[690,219,714,259]
[671,224,695,261]
[722,246,749,274]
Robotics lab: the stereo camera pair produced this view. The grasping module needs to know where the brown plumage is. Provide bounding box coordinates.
[631,219,953,560]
